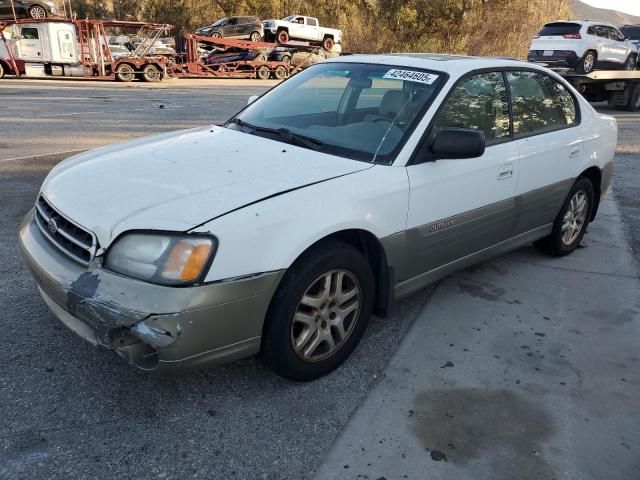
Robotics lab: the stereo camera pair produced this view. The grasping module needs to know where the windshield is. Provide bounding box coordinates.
[227,63,445,163]
[212,18,228,27]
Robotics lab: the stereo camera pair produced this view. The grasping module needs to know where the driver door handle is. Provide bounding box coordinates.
[497,163,513,180]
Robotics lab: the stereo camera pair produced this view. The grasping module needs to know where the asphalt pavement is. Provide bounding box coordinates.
[0,78,639,480]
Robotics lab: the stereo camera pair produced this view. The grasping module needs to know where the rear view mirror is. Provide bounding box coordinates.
[248,95,259,105]
[431,128,486,159]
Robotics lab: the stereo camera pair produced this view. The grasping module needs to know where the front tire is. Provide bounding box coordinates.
[534,177,594,256]
[0,62,4,79]
[577,50,596,74]
[29,5,47,19]
[277,30,289,44]
[262,242,375,381]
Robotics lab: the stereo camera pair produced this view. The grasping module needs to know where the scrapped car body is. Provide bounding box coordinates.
[20,54,617,381]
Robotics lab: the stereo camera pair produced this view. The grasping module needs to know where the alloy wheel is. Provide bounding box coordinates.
[561,190,588,246]
[583,53,595,73]
[29,6,46,19]
[290,270,361,362]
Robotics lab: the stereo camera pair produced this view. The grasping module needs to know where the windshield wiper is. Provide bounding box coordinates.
[228,118,325,151]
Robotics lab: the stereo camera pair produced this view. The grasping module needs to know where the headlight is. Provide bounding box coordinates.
[105,233,217,285]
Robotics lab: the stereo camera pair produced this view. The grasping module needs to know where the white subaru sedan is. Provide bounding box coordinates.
[19,55,616,381]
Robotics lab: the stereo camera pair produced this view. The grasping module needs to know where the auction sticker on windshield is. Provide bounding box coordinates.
[383,69,439,84]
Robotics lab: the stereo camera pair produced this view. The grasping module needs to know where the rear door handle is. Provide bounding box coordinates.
[569,147,581,158]
[497,164,513,180]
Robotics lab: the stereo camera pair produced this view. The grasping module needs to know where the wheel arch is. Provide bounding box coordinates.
[578,166,602,221]
[284,229,393,318]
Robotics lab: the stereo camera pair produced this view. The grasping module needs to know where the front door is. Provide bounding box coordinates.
[18,26,43,60]
[608,27,629,64]
[506,70,583,234]
[404,71,518,282]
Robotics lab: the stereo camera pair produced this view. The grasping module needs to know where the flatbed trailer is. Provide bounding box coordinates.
[560,70,640,112]
[168,34,325,80]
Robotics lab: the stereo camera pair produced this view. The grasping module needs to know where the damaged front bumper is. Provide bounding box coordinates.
[18,209,284,371]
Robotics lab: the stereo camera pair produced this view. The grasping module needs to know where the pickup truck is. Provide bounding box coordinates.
[262,15,342,50]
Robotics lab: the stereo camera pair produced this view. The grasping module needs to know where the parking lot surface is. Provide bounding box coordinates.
[1,79,639,479]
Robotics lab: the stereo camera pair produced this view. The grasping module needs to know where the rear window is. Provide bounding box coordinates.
[539,22,581,36]
[621,25,640,39]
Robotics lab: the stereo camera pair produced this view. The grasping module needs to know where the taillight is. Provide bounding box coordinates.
[563,33,581,39]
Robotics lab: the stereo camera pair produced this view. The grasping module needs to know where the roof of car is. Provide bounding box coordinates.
[546,19,615,27]
[324,53,543,77]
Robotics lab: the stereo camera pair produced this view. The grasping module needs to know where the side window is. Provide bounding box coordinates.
[432,72,510,145]
[587,26,596,35]
[307,18,318,26]
[609,27,624,41]
[595,26,608,38]
[227,18,238,26]
[21,27,39,40]
[507,71,577,137]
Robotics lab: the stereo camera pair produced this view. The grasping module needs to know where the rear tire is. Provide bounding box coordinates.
[262,241,374,381]
[623,54,637,71]
[250,31,262,42]
[256,65,270,80]
[0,62,5,79]
[576,50,596,74]
[534,177,594,256]
[115,63,135,82]
[323,37,334,51]
[273,65,288,80]
[142,64,162,82]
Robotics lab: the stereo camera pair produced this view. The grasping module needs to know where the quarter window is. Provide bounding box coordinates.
[506,71,577,137]
[432,72,510,145]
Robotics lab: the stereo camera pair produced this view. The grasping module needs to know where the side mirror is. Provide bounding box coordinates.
[431,128,486,160]
[247,95,259,105]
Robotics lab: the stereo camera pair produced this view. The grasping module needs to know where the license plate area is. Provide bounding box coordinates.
[543,50,554,56]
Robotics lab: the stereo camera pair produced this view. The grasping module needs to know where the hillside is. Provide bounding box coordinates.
[570,0,640,26]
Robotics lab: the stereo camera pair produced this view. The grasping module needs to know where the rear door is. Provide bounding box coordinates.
[404,71,519,281]
[594,25,613,62]
[237,17,251,37]
[306,17,320,41]
[507,70,582,234]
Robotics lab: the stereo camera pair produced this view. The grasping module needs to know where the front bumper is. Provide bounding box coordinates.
[18,209,284,371]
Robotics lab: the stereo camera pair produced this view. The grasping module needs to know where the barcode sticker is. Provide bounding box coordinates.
[383,69,439,84]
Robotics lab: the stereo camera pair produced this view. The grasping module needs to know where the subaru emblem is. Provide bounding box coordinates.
[48,218,58,234]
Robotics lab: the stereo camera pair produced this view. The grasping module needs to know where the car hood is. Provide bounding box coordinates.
[41,126,371,251]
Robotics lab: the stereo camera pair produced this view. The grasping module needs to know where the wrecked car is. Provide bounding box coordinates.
[20,55,616,381]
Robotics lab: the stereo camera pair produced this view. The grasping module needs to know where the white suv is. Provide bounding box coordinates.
[528,20,638,73]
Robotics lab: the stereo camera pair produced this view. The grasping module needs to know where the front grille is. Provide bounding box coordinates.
[34,195,97,265]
